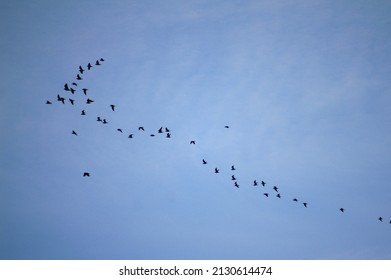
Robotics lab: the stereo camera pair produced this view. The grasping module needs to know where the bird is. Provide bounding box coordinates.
[276,194,281,198]
[95,60,101,65]
[72,82,78,87]
[202,159,207,164]
[165,127,170,132]
[231,165,235,171]
[110,104,115,111]
[379,217,383,222]
[86,98,94,104]
[138,127,144,131]
[150,134,155,137]
[232,175,236,180]
[293,198,298,202]
[70,88,75,94]
[340,208,345,213]
[64,83,70,91]
[83,172,90,177]
[100,58,104,61]
[76,74,83,80]
[46,100,52,104]
[261,181,266,187]
[303,203,308,208]
[128,134,133,138]
[234,182,239,188]
[102,119,108,124]
[214,168,219,173]
[225,125,229,128]
[253,180,258,186]
[81,110,86,115]
[263,193,269,197]
[69,98,75,105]
[57,94,65,104]
[273,186,279,192]
[190,141,195,144]
[97,117,102,122]
[72,130,77,136]
[158,127,163,133]
[82,88,88,95]
[166,133,171,138]
[117,129,123,133]
[79,66,84,74]
[87,63,92,70]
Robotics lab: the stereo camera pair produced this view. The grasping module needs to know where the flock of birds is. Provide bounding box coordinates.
[46,58,390,226]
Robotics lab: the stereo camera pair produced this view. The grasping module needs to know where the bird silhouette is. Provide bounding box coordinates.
[87,63,92,70]
[110,104,115,111]
[379,217,383,222]
[273,186,279,192]
[72,130,77,136]
[165,127,170,132]
[95,60,101,65]
[69,98,75,105]
[158,127,163,133]
[97,117,103,122]
[202,159,207,164]
[76,74,83,80]
[231,165,235,171]
[303,203,308,208]
[70,88,75,94]
[138,127,144,131]
[128,134,133,138]
[225,125,229,128]
[166,133,171,138]
[232,175,236,180]
[82,88,88,95]
[340,208,345,213]
[57,94,65,104]
[214,168,219,173]
[72,82,78,87]
[263,193,269,197]
[46,100,52,104]
[276,194,281,198]
[234,182,239,188]
[64,83,70,91]
[190,141,195,144]
[253,180,258,186]
[117,129,123,133]
[79,66,84,74]
[293,198,298,202]
[261,181,266,187]
[83,172,90,177]
[100,58,104,61]
[150,134,155,137]
[102,119,108,124]
[81,110,86,115]
[86,98,94,104]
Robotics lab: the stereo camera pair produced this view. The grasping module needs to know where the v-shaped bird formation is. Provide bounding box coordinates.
[46,58,391,227]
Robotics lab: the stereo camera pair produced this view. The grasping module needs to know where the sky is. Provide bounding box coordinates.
[1,0,391,260]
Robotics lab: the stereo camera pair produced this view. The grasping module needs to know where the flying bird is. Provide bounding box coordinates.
[86,98,94,104]
[79,66,84,74]
[76,74,82,80]
[165,127,170,132]
[273,186,279,192]
[225,126,229,128]
[263,193,269,197]
[83,172,90,177]
[87,63,92,70]
[95,60,101,65]
[231,165,235,171]
[138,127,144,131]
[82,88,88,95]
[72,130,77,136]
[234,182,239,188]
[150,134,155,137]
[117,129,123,133]
[81,110,86,115]
[276,194,281,198]
[232,175,236,180]
[57,94,65,104]
[100,58,104,61]
[97,117,102,122]
[102,119,108,124]
[303,203,308,208]
[72,82,78,87]
[190,141,195,144]
[261,181,266,187]
[379,217,383,222]
[166,133,171,138]
[64,83,70,91]
[253,180,258,186]
[46,100,52,104]
[70,88,75,94]
[214,168,219,173]
[340,208,345,213]
[158,127,163,133]
[69,98,75,105]
[293,198,298,202]
[128,134,133,138]
[202,159,207,164]
[110,104,115,111]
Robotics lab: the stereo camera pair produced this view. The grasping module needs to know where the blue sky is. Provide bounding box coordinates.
[1,0,391,259]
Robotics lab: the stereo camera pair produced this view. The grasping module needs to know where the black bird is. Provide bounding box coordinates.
[263,193,269,197]
[128,134,133,138]
[79,66,84,74]
[165,127,170,132]
[81,110,86,115]
[340,208,345,213]
[276,193,281,198]
[64,83,70,91]
[214,168,219,173]
[253,180,258,186]
[102,119,108,124]
[82,88,88,95]
[110,104,115,111]
[70,88,75,94]
[57,94,65,104]
[150,134,155,137]
[293,198,298,202]
[72,130,77,136]
[86,98,94,104]
[72,82,78,87]
[273,186,279,192]
[76,74,83,80]
[231,165,235,171]
[166,133,171,138]
[158,127,163,133]
[138,127,144,131]
[95,60,101,65]
[69,98,75,105]
[100,58,104,61]
[234,182,239,188]
[225,125,229,128]
[232,175,236,180]
[97,117,102,122]
[261,181,266,187]
[46,100,52,104]
[379,217,383,222]
[87,63,92,70]
[202,159,207,164]
[190,141,195,144]
[117,128,123,133]
[83,172,90,177]
[303,203,308,208]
